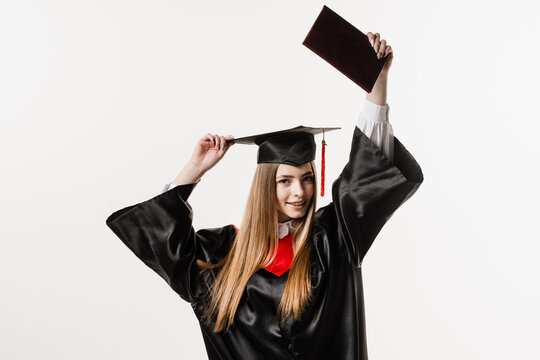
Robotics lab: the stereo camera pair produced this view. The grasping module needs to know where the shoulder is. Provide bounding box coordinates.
[312,204,340,249]
[313,204,336,231]
[196,224,237,263]
[310,204,353,265]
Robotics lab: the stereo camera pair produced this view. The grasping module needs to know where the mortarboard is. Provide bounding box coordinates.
[302,5,388,93]
[228,126,340,196]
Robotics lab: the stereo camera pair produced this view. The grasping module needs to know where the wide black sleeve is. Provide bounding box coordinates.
[105,183,235,303]
[330,127,424,266]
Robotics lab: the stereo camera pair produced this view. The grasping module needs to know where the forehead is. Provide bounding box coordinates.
[276,162,313,177]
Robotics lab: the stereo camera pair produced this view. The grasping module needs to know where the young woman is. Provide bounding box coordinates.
[107,33,423,360]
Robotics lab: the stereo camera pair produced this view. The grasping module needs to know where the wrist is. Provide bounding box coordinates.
[366,73,388,106]
[173,162,206,185]
[374,72,388,85]
[378,70,389,79]
[185,161,207,180]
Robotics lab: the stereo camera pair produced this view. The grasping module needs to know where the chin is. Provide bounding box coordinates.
[278,211,306,223]
[289,211,308,220]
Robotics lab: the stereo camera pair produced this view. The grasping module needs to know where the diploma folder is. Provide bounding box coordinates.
[302,5,388,93]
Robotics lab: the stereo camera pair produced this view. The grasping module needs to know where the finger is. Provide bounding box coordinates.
[201,133,214,147]
[203,133,214,145]
[366,32,374,46]
[373,32,381,54]
[218,135,228,152]
[384,45,393,57]
[378,39,387,59]
[214,134,221,151]
[225,134,235,147]
[212,134,217,148]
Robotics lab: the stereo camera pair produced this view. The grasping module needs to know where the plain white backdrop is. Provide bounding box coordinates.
[1,0,539,359]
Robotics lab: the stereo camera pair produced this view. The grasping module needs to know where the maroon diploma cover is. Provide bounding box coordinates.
[303,5,388,93]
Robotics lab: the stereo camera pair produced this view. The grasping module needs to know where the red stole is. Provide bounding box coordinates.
[264,233,294,276]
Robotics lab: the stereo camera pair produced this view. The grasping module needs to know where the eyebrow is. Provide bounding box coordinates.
[276,171,313,179]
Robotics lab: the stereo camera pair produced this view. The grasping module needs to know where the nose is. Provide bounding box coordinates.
[291,179,305,197]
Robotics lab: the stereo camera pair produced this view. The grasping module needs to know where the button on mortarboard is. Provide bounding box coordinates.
[228,126,340,166]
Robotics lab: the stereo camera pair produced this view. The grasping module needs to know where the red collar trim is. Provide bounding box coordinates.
[263,233,294,276]
[232,225,294,277]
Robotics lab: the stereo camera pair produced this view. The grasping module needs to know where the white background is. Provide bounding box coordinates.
[1,0,539,359]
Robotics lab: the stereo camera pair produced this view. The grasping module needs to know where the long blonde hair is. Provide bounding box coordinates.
[197,162,317,332]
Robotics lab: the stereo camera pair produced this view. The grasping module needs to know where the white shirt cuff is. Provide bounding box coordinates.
[361,99,390,124]
[356,99,394,162]
[161,182,179,194]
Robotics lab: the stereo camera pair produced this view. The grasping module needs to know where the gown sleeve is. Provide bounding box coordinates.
[330,114,424,266]
[106,183,235,303]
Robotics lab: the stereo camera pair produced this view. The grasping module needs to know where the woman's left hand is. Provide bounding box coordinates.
[366,32,393,76]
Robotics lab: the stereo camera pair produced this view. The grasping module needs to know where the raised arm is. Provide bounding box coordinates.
[327,32,423,266]
[173,133,234,185]
[366,31,393,106]
[357,99,394,162]
[163,133,234,193]
[107,133,236,303]
[356,32,395,162]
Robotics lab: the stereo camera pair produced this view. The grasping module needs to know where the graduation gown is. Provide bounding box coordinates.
[106,127,423,359]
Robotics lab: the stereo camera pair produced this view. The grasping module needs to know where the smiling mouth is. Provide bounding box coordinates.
[287,201,306,208]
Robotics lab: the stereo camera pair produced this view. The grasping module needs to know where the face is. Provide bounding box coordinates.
[275,162,315,223]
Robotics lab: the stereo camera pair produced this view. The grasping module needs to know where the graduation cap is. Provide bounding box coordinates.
[302,5,388,93]
[228,126,340,196]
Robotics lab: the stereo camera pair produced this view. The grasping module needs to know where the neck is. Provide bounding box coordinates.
[279,218,297,225]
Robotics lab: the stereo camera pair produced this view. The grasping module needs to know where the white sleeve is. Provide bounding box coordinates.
[356,99,394,162]
[161,182,179,194]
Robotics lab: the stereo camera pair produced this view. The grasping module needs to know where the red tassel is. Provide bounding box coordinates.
[321,128,326,197]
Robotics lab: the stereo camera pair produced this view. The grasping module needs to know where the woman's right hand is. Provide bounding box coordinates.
[172,133,234,185]
[189,133,234,173]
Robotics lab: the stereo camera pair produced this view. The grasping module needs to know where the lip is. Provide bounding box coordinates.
[287,201,306,209]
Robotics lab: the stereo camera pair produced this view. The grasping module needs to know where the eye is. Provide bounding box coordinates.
[277,179,290,184]
[303,176,314,183]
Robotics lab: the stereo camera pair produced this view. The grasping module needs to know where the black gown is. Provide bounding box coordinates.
[106,127,423,360]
